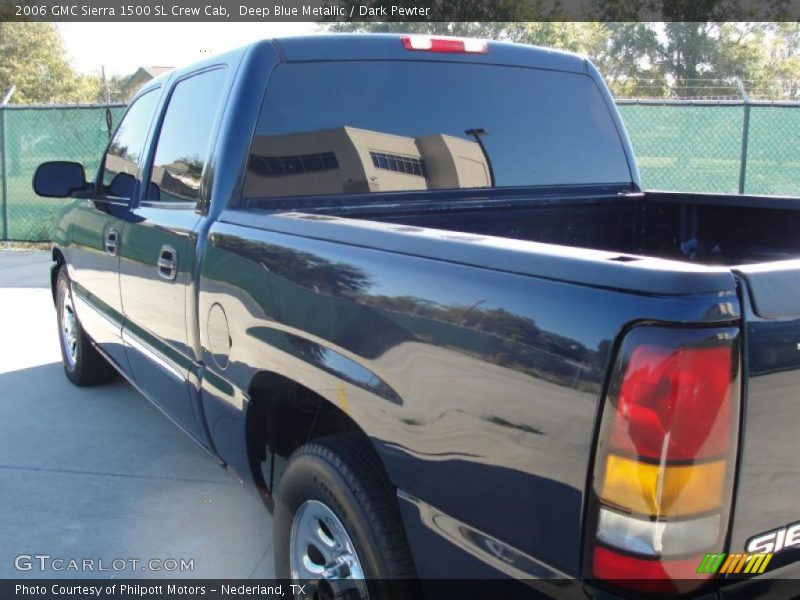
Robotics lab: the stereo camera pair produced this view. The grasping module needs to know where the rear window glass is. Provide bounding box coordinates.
[244,60,631,200]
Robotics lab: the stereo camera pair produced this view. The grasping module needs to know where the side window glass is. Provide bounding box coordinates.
[146,69,226,203]
[101,89,159,199]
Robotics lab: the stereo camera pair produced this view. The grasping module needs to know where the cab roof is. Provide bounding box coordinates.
[270,34,587,73]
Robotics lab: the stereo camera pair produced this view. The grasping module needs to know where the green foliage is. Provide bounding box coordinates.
[0,23,104,104]
[758,23,800,99]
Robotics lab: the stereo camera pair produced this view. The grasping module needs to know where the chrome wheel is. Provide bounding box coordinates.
[289,499,368,600]
[60,287,78,368]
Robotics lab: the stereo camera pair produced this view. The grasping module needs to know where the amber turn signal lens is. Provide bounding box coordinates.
[601,454,726,517]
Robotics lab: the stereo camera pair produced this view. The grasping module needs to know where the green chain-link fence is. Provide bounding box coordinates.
[617,101,800,196]
[0,104,125,241]
[0,101,799,241]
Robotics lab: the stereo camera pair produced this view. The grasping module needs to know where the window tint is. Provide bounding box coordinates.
[101,89,159,199]
[147,69,226,203]
[244,61,631,200]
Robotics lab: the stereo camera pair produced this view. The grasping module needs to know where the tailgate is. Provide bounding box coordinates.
[727,265,800,576]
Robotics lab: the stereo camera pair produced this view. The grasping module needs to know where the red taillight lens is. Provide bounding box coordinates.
[401,35,489,54]
[593,547,711,593]
[586,326,740,594]
[611,345,733,461]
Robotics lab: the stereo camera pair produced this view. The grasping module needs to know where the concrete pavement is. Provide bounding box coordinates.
[0,250,274,579]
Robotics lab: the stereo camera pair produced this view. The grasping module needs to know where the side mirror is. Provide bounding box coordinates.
[33,161,87,198]
[108,172,136,199]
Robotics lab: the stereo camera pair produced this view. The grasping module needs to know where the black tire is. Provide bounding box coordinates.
[274,433,420,600]
[55,267,116,386]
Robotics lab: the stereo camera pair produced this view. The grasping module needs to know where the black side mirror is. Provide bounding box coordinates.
[33,161,87,198]
[108,172,136,198]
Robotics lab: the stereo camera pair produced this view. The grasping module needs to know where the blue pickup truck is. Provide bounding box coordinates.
[34,34,800,599]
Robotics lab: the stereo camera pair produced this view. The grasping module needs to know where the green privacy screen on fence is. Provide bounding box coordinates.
[617,102,800,197]
[0,102,799,241]
[0,105,125,241]
[617,103,745,194]
[745,106,800,196]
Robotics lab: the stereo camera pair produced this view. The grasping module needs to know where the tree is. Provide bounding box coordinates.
[593,23,664,97]
[757,23,800,99]
[656,22,766,97]
[0,23,104,104]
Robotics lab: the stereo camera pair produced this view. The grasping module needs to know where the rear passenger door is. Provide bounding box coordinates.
[67,89,160,370]
[119,68,227,439]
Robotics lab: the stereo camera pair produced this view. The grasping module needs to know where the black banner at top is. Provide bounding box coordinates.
[3,0,800,22]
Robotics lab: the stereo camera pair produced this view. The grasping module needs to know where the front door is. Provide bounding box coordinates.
[67,89,160,370]
[120,68,227,440]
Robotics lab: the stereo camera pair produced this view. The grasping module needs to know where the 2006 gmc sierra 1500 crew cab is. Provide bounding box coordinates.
[33,34,800,599]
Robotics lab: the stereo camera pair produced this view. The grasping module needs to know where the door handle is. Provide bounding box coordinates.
[105,229,119,256]
[157,245,178,281]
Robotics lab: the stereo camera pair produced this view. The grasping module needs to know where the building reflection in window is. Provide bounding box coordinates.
[244,126,490,198]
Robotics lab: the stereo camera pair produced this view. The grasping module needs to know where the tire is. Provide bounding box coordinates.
[55,266,116,386]
[274,433,420,600]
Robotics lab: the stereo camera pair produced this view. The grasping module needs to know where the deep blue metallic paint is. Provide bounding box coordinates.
[196,214,741,578]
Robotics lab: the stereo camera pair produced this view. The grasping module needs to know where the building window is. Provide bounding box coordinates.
[249,151,339,176]
[370,151,427,177]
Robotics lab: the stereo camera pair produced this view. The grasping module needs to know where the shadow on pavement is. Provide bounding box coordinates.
[0,362,274,578]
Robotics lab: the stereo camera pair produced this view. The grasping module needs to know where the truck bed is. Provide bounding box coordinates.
[229,186,800,582]
[243,186,800,320]
[249,188,800,577]
[278,189,800,267]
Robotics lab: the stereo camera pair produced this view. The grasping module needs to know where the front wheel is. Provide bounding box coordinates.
[274,433,420,600]
[55,267,116,386]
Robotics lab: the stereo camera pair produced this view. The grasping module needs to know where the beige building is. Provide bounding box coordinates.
[244,126,491,198]
[121,66,173,101]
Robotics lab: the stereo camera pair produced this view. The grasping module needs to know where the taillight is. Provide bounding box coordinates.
[586,326,740,595]
[401,35,488,54]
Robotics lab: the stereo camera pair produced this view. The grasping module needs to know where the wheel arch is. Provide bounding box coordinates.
[244,370,392,498]
[51,246,66,303]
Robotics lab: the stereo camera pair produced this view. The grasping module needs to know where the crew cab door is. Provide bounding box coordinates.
[120,68,227,440]
[67,89,160,370]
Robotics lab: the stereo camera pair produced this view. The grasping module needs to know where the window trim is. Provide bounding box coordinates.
[95,86,161,201]
[139,65,227,211]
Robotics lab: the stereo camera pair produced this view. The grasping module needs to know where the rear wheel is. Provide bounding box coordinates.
[56,267,116,386]
[274,433,420,600]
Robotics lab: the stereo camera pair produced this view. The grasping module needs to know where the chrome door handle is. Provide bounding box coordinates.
[105,229,119,256]
[157,245,178,281]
